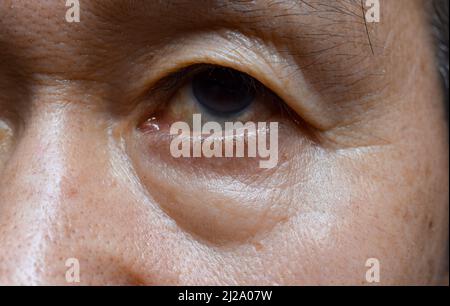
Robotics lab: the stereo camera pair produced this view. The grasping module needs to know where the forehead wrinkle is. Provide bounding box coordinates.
[0,0,370,53]
[83,0,370,56]
[86,0,365,29]
[0,0,370,56]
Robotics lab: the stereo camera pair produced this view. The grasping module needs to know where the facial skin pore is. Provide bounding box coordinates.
[0,0,448,285]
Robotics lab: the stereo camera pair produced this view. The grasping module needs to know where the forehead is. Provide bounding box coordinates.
[0,0,372,50]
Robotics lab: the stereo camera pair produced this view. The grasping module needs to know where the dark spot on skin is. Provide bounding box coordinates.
[252,241,264,252]
[67,187,78,199]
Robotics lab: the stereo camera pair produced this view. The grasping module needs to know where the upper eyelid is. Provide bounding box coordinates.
[149,64,264,98]
[149,65,217,93]
[125,30,338,131]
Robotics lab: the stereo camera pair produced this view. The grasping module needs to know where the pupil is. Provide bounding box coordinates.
[192,67,256,116]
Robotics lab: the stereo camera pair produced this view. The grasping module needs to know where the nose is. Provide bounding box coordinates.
[0,105,69,284]
[0,102,142,285]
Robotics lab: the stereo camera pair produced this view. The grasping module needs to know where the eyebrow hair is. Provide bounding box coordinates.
[430,0,449,121]
[92,0,367,32]
[0,0,376,100]
[88,0,373,58]
[359,0,374,55]
[82,0,378,102]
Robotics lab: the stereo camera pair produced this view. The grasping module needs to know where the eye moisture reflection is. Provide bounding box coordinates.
[139,65,282,134]
[136,63,309,175]
[192,67,256,116]
[138,64,301,139]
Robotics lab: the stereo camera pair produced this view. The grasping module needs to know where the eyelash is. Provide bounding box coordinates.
[136,64,266,121]
[153,64,260,95]
[137,63,316,140]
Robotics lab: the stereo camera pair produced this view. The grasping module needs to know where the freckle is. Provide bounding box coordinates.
[278,216,289,223]
[67,188,78,198]
[253,241,264,252]
[402,210,410,221]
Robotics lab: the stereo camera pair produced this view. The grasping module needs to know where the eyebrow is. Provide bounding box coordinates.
[84,0,378,99]
[85,0,373,60]
[90,0,368,38]
[0,0,373,66]
[0,0,378,105]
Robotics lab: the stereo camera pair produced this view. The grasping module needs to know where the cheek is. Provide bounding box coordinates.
[118,119,415,284]
[124,123,303,245]
[268,146,448,285]
[185,145,445,285]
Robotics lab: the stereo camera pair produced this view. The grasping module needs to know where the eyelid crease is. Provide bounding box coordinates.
[127,30,339,132]
[148,64,263,100]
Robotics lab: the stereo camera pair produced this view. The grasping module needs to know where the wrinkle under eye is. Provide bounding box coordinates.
[192,66,256,117]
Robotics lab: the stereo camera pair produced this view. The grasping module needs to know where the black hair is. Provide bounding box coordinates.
[431,0,449,121]
[431,0,449,283]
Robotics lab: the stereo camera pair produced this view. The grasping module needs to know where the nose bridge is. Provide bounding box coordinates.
[0,101,92,284]
[10,104,68,202]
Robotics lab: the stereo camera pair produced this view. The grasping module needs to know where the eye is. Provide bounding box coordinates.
[138,64,287,131]
[191,67,256,116]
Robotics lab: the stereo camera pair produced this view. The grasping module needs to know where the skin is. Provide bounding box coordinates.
[0,0,448,285]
